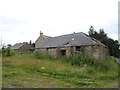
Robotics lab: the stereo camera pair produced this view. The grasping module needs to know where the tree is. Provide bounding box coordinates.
[88,26,95,36]
[6,44,12,56]
[32,42,35,48]
[29,40,35,48]
[2,44,14,56]
[29,40,32,45]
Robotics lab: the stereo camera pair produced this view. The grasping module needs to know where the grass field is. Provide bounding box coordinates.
[2,54,118,88]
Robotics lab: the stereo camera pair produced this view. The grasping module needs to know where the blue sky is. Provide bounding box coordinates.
[0,0,119,46]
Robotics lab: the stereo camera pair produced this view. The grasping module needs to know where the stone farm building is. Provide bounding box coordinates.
[35,32,109,59]
[11,42,34,54]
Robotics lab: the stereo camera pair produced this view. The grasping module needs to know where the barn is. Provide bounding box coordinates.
[35,31,109,59]
[11,42,34,54]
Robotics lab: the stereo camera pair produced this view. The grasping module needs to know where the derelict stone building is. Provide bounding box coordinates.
[35,31,109,59]
[11,42,34,54]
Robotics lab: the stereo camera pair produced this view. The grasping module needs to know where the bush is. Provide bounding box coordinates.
[59,53,117,72]
[30,52,117,73]
[60,53,96,67]
[84,67,95,74]
[29,51,53,60]
[2,47,15,57]
[93,57,117,72]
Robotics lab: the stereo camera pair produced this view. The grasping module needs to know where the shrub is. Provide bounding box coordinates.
[93,57,118,72]
[2,47,15,57]
[59,53,118,72]
[30,52,117,73]
[29,51,53,60]
[84,67,95,74]
[60,53,96,67]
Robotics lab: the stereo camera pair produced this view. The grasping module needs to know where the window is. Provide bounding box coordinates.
[76,46,81,51]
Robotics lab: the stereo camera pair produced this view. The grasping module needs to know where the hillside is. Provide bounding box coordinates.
[2,54,118,88]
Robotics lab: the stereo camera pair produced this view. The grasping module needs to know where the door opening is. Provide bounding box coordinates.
[60,50,66,56]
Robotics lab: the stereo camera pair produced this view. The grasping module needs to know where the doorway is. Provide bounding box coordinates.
[60,50,66,56]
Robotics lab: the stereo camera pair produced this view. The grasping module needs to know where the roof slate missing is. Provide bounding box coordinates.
[36,32,106,48]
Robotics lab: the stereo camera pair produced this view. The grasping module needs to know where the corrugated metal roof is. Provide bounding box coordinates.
[36,32,106,48]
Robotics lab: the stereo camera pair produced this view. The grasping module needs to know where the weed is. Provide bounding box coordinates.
[3,72,17,78]
[2,54,118,88]
[29,51,53,60]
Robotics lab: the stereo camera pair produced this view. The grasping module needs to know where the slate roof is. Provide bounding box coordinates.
[11,42,26,50]
[36,32,106,48]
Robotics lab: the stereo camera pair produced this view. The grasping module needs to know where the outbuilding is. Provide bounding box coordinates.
[35,31,109,59]
[11,42,34,54]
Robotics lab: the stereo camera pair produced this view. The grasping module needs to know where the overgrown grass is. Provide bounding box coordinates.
[30,52,118,72]
[60,53,118,73]
[29,52,53,60]
[2,53,118,88]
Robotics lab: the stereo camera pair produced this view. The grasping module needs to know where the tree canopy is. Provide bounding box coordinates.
[2,44,14,56]
[29,40,35,48]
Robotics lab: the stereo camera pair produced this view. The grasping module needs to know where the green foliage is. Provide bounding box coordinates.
[28,51,119,73]
[2,45,15,57]
[29,52,118,73]
[29,40,35,48]
[29,51,53,60]
[93,58,117,72]
[59,53,118,72]
[60,53,95,67]
[3,72,17,78]
[3,54,118,88]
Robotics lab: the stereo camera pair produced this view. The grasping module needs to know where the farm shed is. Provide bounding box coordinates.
[11,42,34,54]
[35,31,109,59]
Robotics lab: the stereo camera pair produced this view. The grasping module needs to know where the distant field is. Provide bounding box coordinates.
[2,54,118,88]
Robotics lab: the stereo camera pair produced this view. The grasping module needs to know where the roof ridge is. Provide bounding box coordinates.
[11,42,27,49]
[52,32,83,38]
[36,32,107,48]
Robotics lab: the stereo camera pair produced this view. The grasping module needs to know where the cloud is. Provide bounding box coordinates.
[0,15,28,32]
[0,16,23,25]
[0,0,119,45]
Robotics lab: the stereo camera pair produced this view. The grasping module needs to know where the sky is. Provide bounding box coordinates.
[0,0,119,46]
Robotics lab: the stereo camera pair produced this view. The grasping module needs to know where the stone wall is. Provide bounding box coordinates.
[48,48,58,58]
[15,43,34,54]
[56,46,76,57]
[83,45,109,59]
[36,45,109,59]
[36,46,76,58]
[35,36,45,48]
[36,48,58,58]
[35,35,49,48]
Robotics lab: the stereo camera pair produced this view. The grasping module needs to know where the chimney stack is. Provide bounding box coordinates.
[40,31,43,36]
